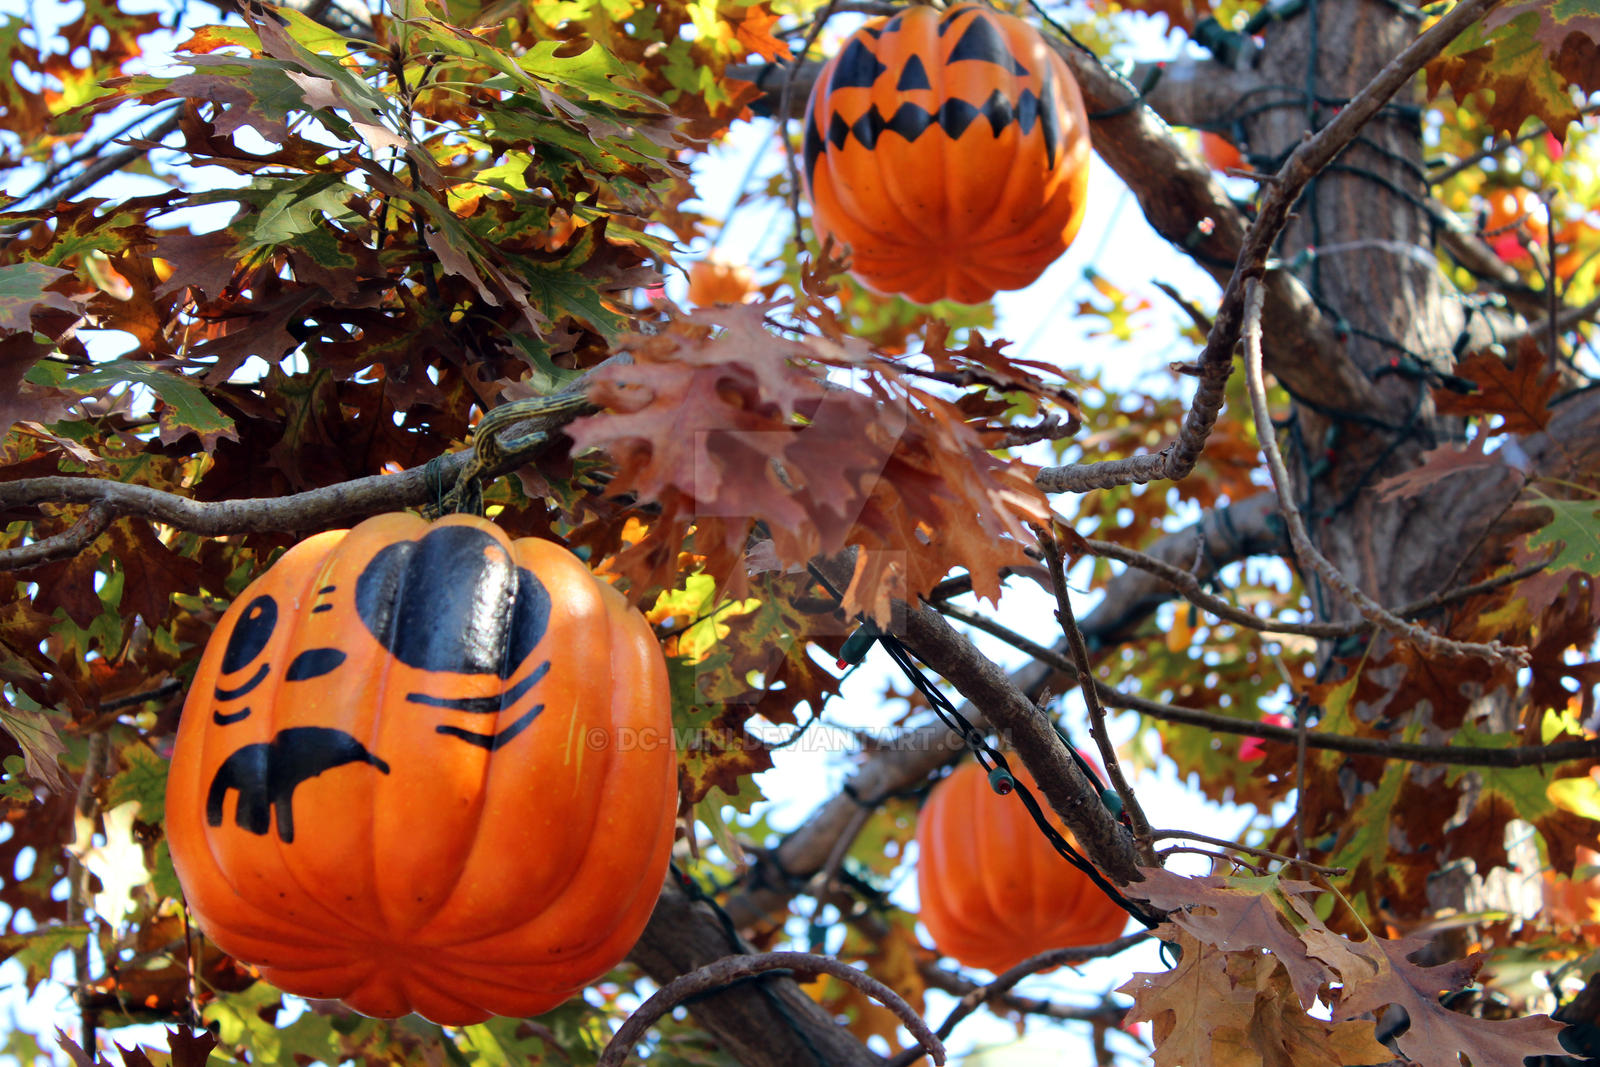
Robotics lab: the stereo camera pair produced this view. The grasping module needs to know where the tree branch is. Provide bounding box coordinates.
[933,598,1593,766]
[900,604,1150,891]
[629,876,886,1066]
[1239,278,1525,665]
[603,952,942,1067]
[886,934,1149,1067]
[1036,525,1152,851]
[3,504,114,571]
[0,377,605,569]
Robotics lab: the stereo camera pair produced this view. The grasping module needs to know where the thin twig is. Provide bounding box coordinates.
[66,732,110,1057]
[1,108,182,221]
[597,952,944,1067]
[1085,538,1347,638]
[1239,278,1526,666]
[806,801,873,927]
[1034,0,1505,496]
[97,679,184,714]
[1428,106,1600,185]
[1160,844,1268,872]
[992,414,1079,449]
[1150,828,1346,875]
[916,960,1127,1027]
[1152,280,1214,335]
[933,599,1595,767]
[888,935,1149,1066]
[1034,524,1152,852]
[1293,698,1309,858]
[1085,538,1544,639]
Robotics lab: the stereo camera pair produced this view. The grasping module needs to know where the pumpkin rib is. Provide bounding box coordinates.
[368,513,509,935]
[969,164,1088,255]
[257,958,379,1003]
[916,772,999,953]
[975,770,1033,934]
[447,582,674,966]
[882,10,953,247]
[391,979,492,1029]
[268,541,394,943]
[808,18,940,250]
[412,538,621,944]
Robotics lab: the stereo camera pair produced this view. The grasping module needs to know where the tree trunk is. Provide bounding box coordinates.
[1250,0,1483,612]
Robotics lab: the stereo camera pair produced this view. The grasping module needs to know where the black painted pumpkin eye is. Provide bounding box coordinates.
[286,648,348,681]
[897,56,931,91]
[222,595,278,674]
[829,37,886,90]
[946,14,1030,75]
[354,525,551,678]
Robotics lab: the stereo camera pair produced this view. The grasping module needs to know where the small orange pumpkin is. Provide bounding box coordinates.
[801,4,1092,305]
[165,513,677,1025]
[915,757,1127,973]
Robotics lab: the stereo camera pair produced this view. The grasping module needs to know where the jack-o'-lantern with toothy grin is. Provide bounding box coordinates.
[164,513,677,1025]
[801,3,1092,305]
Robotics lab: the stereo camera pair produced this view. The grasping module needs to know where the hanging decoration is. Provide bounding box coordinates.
[916,756,1129,973]
[165,513,678,1025]
[801,3,1093,304]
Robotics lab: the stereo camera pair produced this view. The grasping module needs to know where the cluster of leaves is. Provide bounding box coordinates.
[1123,868,1569,1066]
[1427,1,1600,139]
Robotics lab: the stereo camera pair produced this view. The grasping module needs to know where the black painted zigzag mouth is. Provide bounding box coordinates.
[805,84,1064,187]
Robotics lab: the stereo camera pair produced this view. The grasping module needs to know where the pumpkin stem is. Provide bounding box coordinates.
[425,393,594,517]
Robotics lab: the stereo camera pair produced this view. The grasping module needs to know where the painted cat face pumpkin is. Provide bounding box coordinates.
[164,513,677,1026]
[802,4,1092,305]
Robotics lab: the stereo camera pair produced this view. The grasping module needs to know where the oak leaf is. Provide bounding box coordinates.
[1427,10,1584,137]
[1127,867,1333,1009]
[1372,435,1512,502]
[1433,342,1559,434]
[1526,497,1600,576]
[1326,933,1568,1066]
[567,303,1048,618]
[1117,928,1259,1067]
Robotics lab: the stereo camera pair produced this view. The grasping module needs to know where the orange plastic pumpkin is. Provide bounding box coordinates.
[802,4,1092,305]
[686,256,757,306]
[165,513,677,1025]
[915,757,1127,973]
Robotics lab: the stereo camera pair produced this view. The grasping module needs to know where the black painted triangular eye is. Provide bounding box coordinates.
[830,37,888,90]
[897,55,932,91]
[947,15,1030,75]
